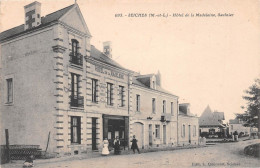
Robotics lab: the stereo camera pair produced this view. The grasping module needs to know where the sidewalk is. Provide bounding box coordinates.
[1,145,205,167]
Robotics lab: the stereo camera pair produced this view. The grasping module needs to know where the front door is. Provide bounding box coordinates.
[149,124,152,146]
[132,122,143,149]
[163,125,166,144]
[92,118,97,150]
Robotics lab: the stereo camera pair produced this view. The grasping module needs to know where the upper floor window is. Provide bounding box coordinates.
[6,78,13,103]
[152,98,156,113]
[182,124,185,137]
[107,83,113,106]
[136,94,140,112]
[163,100,166,113]
[92,79,98,103]
[71,116,81,144]
[119,86,124,107]
[70,39,83,66]
[71,73,83,107]
[193,126,197,137]
[171,102,174,115]
[72,39,79,56]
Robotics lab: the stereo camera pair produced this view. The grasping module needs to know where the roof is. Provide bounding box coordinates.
[90,45,127,70]
[213,111,225,120]
[0,4,75,41]
[229,119,240,124]
[199,105,225,127]
[132,76,177,96]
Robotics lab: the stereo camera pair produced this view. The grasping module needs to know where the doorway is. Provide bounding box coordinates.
[163,125,166,144]
[149,124,153,146]
[132,122,144,149]
[92,118,97,150]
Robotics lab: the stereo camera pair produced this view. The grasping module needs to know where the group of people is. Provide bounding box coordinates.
[102,135,140,155]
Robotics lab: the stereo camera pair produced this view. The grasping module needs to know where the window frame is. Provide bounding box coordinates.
[155,125,160,139]
[119,85,124,107]
[71,39,79,57]
[92,79,98,103]
[163,100,166,113]
[107,83,113,106]
[171,102,174,115]
[152,98,156,114]
[136,94,140,112]
[71,116,81,144]
[182,124,185,137]
[6,78,13,104]
[71,73,79,100]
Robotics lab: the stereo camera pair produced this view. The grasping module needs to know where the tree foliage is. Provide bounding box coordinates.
[237,78,260,128]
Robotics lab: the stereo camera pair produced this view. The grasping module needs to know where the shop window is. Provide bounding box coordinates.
[152,98,156,113]
[92,79,98,103]
[71,116,81,144]
[107,83,113,105]
[155,125,160,139]
[136,94,140,112]
[163,100,166,113]
[6,78,13,104]
[119,86,124,107]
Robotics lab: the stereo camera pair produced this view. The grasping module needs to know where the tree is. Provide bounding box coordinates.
[237,78,260,135]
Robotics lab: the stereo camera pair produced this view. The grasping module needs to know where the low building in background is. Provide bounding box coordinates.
[199,105,226,138]
[178,103,199,145]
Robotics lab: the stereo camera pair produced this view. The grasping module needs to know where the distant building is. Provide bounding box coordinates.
[178,103,199,145]
[229,118,258,136]
[199,105,226,138]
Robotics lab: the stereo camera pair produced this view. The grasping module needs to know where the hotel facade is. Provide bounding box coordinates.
[0,2,199,156]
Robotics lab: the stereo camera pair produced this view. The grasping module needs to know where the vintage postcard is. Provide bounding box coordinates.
[0,0,259,167]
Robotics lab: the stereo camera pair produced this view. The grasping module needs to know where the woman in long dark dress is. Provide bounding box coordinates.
[131,135,140,154]
[113,136,121,155]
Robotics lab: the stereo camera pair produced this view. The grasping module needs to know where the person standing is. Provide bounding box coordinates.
[113,136,121,155]
[101,138,109,156]
[131,135,140,154]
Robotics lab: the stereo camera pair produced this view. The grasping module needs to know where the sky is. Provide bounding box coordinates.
[0,0,259,122]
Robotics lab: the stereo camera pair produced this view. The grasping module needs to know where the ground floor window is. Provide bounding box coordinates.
[155,125,160,139]
[182,124,185,137]
[71,116,81,144]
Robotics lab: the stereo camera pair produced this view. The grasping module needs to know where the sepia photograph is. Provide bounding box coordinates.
[0,0,259,167]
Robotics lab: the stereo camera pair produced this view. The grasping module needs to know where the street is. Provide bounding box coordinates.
[2,139,259,168]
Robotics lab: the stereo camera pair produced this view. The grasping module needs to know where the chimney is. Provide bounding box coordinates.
[103,41,112,58]
[24,1,41,30]
[156,70,161,86]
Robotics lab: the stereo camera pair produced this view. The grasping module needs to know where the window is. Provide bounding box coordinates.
[231,125,233,130]
[70,73,83,107]
[107,83,113,105]
[155,125,160,138]
[182,124,185,137]
[71,116,81,144]
[171,102,174,115]
[193,126,196,137]
[70,39,82,66]
[6,78,13,103]
[136,94,140,112]
[72,39,79,57]
[163,100,166,113]
[92,79,98,103]
[152,81,155,89]
[152,98,156,113]
[119,86,124,107]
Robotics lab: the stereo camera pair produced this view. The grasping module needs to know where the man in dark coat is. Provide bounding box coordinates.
[131,135,140,154]
[113,136,121,155]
